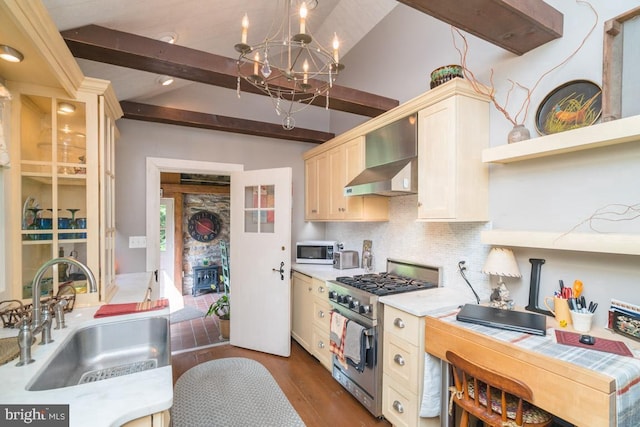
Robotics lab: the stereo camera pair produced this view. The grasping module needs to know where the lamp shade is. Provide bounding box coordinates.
[482,248,521,278]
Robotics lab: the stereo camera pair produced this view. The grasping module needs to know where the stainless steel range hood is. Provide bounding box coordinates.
[344,114,417,197]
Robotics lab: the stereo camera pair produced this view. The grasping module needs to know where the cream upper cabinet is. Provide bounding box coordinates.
[417,93,489,221]
[305,136,388,222]
[8,78,121,306]
[304,152,328,220]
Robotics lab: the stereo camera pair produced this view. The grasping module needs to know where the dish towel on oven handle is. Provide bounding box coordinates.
[329,311,348,366]
[344,320,369,373]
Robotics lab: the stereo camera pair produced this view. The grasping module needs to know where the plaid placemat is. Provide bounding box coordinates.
[555,330,634,357]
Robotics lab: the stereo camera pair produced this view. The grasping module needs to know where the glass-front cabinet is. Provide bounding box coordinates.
[9,78,121,307]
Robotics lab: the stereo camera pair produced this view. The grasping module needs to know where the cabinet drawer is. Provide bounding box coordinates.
[312,278,328,301]
[384,332,420,392]
[312,298,331,330]
[384,305,420,344]
[383,373,418,427]
[312,324,332,371]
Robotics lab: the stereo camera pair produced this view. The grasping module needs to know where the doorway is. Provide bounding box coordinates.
[147,158,243,353]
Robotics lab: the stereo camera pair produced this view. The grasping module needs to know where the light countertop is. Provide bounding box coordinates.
[380,287,473,317]
[0,273,172,427]
[292,263,367,281]
[292,263,473,316]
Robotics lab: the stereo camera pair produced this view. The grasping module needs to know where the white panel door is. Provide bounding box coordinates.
[159,198,174,281]
[230,167,292,357]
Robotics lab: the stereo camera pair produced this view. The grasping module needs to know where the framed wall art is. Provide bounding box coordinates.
[602,6,640,121]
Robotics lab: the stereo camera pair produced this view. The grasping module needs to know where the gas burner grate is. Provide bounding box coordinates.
[335,274,437,296]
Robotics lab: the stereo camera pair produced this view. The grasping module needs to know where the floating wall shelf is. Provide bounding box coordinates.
[482,115,640,164]
[481,229,640,256]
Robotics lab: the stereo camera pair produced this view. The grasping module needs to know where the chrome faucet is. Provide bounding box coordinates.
[17,257,97,366]
[31,257,97,331]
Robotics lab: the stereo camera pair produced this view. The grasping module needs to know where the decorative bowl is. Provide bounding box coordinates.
[430,65,464,89]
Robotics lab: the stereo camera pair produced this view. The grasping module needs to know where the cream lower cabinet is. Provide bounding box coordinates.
[304,136,388,222]
[8,78,121,306]
[122,410,170,427]
[291,272,314,352]
[382,305,439,427]
[310,278,332,370]
[417,84,489,222]
[291,272,332,371]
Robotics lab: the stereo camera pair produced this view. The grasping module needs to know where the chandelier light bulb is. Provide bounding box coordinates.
[299,2,307,35]
[253,52,260,76]
[332,33,340,63]
[303,59,309,85]
[241,13,249,45]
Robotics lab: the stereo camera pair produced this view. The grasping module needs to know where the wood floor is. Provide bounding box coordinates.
[171,340,392,427]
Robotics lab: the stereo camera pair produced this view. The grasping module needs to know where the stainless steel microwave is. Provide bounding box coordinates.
[296,241,338,264]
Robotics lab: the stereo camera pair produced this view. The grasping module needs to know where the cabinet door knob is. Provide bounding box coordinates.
[308,286,313,292]
[393,354,405,366]
[318,311,325,318]
[417,201,422,207]
[394,318,405,329]
[317,286,325,293]
[392,400,404,414]
[318,341,325,349]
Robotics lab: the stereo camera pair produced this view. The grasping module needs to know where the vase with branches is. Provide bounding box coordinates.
[450,0,597,143]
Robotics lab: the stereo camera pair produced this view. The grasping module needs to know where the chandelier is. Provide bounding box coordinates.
[234,0,344,130]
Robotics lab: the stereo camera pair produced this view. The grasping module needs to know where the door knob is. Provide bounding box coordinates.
[272,261,285,280]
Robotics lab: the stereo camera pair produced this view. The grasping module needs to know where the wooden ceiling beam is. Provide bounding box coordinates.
[396,0,563,55]
[121,101,334,144]
[61,24,399,117]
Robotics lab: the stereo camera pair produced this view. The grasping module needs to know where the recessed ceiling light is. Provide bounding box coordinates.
[0,44,24,63]
[157,75,174,86]
[156,32,178,44]
[57,102,76,114]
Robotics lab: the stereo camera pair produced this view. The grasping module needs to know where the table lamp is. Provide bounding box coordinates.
[482,247,521,309]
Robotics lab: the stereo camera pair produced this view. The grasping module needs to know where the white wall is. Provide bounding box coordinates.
[114,118,325,274]
[325,1,640,327]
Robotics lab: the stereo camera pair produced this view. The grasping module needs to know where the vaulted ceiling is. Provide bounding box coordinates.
[39,0,562,143]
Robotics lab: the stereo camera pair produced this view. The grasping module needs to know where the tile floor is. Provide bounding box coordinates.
[170,291,228,353]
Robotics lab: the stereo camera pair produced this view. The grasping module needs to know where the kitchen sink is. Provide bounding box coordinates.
[26,316,170,391]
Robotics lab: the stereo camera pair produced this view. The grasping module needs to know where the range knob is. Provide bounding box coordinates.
[328,290,338,301]
[345,295,353,304]
[337,295,346,304]
[359,304,371,314]
[350,300,360,310]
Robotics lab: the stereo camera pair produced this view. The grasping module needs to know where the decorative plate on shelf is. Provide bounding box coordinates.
[22,196,40,230]
[535,80,602,135]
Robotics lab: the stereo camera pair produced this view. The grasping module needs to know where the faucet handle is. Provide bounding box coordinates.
[16,316,35,366]
[53,299,68,330]
[39,305,54,345]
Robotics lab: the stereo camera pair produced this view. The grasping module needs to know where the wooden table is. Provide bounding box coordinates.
[425,310,640,426]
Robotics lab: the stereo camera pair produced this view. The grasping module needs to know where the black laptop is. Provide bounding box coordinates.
[456,304,547,336]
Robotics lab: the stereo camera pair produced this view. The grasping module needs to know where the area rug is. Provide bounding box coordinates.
[172,357,306,427]
[170,306,205,324]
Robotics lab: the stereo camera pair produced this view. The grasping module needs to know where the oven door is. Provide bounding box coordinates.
[329,307,378,400]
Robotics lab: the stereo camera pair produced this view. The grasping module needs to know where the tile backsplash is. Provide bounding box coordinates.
[326,194,492,301]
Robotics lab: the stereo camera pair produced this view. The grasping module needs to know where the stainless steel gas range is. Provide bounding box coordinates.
[327,259,441,418]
